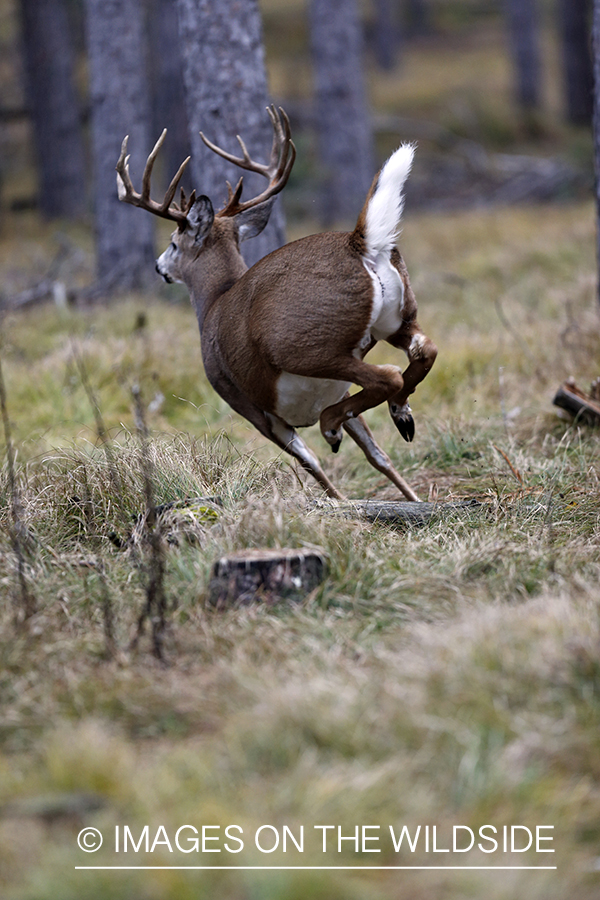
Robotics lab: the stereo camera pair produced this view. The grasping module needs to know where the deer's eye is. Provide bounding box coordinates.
[170,242,178,252]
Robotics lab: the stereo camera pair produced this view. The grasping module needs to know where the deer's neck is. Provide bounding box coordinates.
[187,236,248,331]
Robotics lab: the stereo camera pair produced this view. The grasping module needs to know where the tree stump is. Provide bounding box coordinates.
[208,547,328,609]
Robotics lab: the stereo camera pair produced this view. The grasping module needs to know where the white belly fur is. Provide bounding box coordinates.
[362,255,405,341]
[275,372,351,427]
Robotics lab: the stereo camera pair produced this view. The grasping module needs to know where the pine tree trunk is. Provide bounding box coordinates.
[148,0,192,195]
[308,0,375,225]
[373,0,399,71]
[175,0,286,268]
[19,0,86,219]
[504,0,542,111]
[406,0,431,37]
[558,0,593,125]
[592,0,600,303]
[84,0,155,294]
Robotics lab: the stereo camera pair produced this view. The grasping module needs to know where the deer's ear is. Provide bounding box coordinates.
[235,198,275,243]
[187,196,214,244]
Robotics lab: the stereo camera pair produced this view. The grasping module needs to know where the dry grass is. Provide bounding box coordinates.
[1,197,600,899]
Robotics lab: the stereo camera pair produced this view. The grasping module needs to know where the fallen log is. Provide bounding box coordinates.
[325,499,481,527]
[553,378,600,426]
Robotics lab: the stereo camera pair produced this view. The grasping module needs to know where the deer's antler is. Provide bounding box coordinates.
[116,129,192,227]
[199,106,296,218]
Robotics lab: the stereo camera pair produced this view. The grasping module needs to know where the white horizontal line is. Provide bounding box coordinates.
[75,865,558,871]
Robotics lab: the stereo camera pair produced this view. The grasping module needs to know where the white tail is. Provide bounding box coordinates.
[116,109,437,501]
[364,143,414,258]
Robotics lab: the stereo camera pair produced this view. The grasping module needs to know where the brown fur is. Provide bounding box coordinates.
[123,116,437,501]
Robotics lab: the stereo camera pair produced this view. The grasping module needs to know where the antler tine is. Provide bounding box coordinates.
[237,106,292,180]
[116,135,135,200]
[265,105,291,176]
[199,129,257,173]
[162,154,192,211]
[140,128,166,201]
[234,133,265,174]
[116,129,191,225]
[200,106,293,178]
[176,186,196,215]
[186,189,196,212]
[226,177,244,208]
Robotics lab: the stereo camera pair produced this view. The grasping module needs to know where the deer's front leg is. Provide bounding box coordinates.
[388,328,437,442]
[265,414,345,499]
[202,355,345,498]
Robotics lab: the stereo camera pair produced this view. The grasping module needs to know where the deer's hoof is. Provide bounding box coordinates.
[391,404,415,442]
[396,416,414,442]
[323,426,343,452]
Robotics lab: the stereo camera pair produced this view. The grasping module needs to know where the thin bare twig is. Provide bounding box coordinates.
[1,237,72,311]
[0,351,36,622]
[71,341,127,511]
[71,343,118,657]
[130,384,168,662]
[492,443,524,486]
[493,295,544,381]
[96,558,116,658]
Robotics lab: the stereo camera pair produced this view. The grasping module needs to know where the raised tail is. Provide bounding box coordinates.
[357,144,415,260]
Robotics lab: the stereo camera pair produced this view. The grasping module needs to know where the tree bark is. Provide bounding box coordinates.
[175,0,286,268]
[593,0,600,302]
[406,0,431,37]
[18,0,86,219]
[553,378,600,424]
[558,0,593,125]
[504,0,542,111]
[147,0,192,195]
[308,0,375,224]
[84,0,155,294]
[372,0,399,71]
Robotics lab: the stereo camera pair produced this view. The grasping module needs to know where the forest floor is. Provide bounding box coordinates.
[1,5,600,899]
[1,198,600,900]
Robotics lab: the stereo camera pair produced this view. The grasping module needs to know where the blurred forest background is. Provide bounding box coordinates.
[0,0,596,304]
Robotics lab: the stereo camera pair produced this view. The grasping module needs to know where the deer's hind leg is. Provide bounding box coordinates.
[387,325,437,442]
[317,358,405,451]
[343,415,419,501]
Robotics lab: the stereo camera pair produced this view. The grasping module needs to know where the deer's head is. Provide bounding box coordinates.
[116,106,296,290]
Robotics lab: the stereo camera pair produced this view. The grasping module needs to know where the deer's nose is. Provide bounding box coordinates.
[155,262,172,284]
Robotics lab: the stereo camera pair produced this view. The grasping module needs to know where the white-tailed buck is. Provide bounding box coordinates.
[116,107,436,501]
